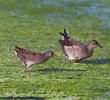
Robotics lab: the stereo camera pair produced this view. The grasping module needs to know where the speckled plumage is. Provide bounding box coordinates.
[14,44,56,72]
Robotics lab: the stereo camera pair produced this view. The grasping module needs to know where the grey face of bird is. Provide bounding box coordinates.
[45,51,56,58]
[90,40,103,48]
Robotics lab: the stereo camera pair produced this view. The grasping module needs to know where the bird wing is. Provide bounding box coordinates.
[14,45,38,62]
[59,29,85,47]
[64,45,81,57]
[68,38,86,47]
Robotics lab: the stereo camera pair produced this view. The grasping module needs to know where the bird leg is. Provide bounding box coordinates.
[21,64,29,72]
[69,60,71,64]
[73,60,81,64]
[74,60,86,65]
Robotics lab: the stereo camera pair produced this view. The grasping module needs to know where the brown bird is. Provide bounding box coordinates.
[14,44,56,72]
[59,28,102,63]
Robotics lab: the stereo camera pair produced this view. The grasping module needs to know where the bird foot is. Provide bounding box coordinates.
[74,63,86,65]
[20,69,26,72]
[20,70,24,72]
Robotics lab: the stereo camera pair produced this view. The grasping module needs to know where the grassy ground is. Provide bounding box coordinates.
[0,0,110,99]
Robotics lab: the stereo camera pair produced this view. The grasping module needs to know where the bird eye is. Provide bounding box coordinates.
[92,42,96,45]
[48,52,52,56]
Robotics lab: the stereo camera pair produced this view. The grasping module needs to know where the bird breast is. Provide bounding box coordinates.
[64,45,81,60]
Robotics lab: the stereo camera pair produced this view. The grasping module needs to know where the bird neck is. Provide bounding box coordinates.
[87,45,93,56]
[87,44,94,51]
[44,52,50,59]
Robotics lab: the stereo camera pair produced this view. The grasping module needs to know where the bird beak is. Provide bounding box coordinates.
[97,43,103,48]
[53,54,56,57]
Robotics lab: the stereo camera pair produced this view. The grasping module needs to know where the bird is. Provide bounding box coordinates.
[59,28,102,64]
[14,44,56,72]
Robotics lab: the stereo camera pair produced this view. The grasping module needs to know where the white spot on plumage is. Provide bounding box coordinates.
[62,36,64,40]
[64,45,79,49]
[68,56,76,60]
[66,30,69,35]
[26,61,34,66]
[14,51,17,56]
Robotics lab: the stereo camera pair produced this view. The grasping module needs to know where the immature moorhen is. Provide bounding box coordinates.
[14,44,56,72]
[59,29,102,63]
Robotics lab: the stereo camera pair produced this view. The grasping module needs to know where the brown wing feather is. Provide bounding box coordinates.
[14,44,38,62]
[59,30,86,47]
[59,40,68,56]
[68,38,86,47]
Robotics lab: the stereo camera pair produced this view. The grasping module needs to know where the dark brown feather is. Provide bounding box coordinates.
[14,44,56,72]
[58,29,102,61]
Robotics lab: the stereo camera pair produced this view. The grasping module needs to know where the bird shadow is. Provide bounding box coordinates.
[29,68,87,72]
[79,59,110,64]
[27,59,110,72]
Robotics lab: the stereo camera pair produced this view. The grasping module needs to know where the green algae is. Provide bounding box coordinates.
[0,0,110,99]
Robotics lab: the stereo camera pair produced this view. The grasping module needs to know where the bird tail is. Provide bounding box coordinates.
[14,43,21,49]
[14,43,18,48]
[59,28,69,40]
[64,28,69,37]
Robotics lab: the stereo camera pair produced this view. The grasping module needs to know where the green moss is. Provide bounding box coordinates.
[0,0,110,99]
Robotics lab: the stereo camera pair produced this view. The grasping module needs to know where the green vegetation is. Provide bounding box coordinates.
[0,0,110,99]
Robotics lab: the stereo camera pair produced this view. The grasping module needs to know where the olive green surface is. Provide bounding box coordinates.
[0,0,110,99]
